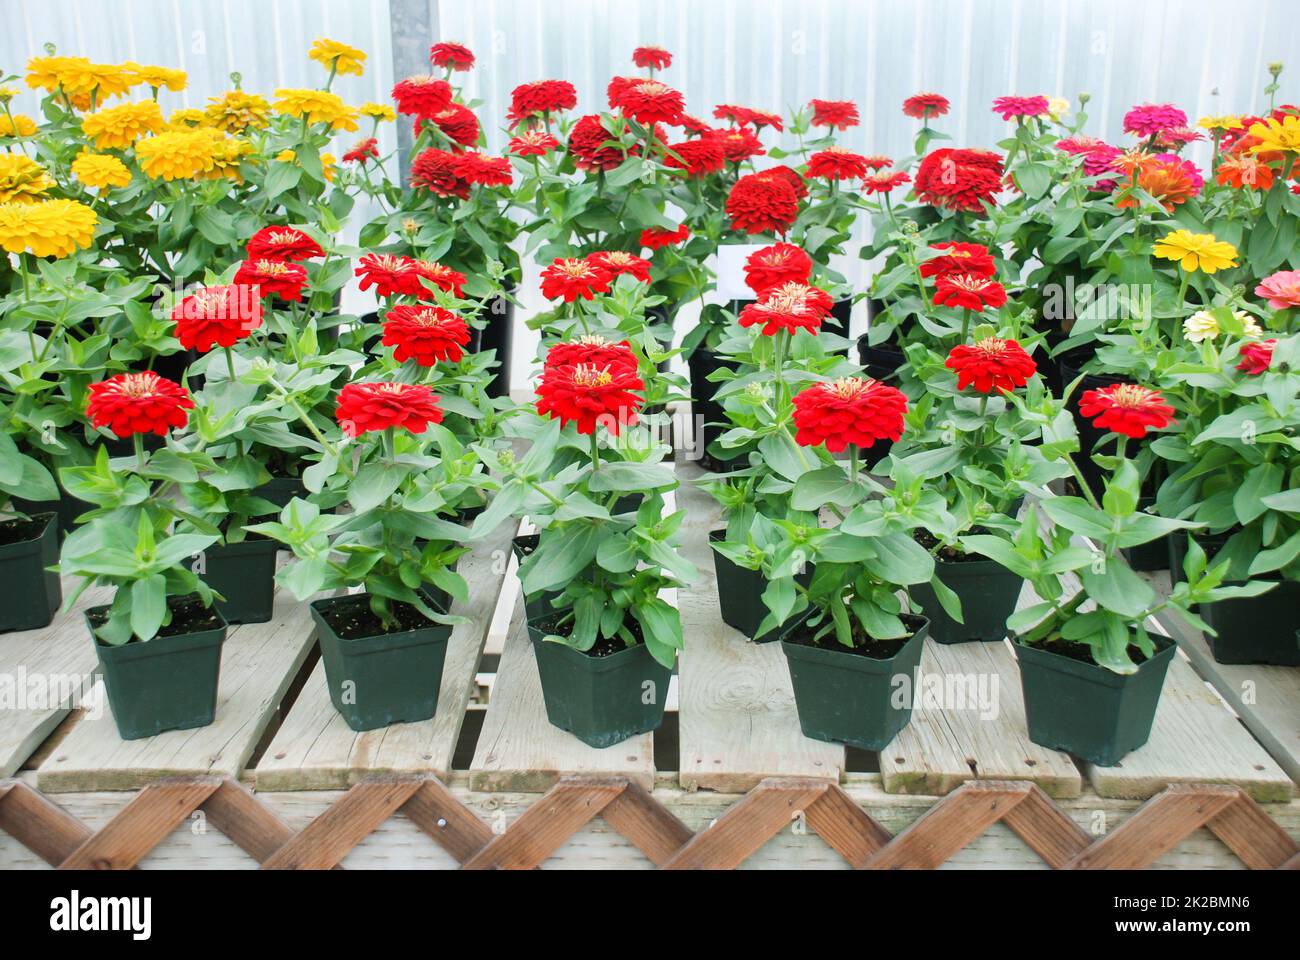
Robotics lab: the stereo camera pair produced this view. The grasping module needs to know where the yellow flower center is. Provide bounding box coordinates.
[573,365,614,388]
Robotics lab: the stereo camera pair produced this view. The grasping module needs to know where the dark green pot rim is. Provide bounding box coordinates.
[0,511,57,559]
[310,594,452,655]
[88,602,228,659]
[1014,632,1176,687]
[781,615,930,675]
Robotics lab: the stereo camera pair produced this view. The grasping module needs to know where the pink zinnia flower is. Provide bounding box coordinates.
[991,95,1050,121]
[1123,103,1188,138]
[1255,270,1300,311]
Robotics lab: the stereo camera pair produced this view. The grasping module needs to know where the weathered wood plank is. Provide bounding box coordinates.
[0,578,109,778]
[674,470,844,792]
[1085,653,1294,802]
[881,625,1083,798]
[253,521,518,791]
[1141,570,1300,788]
[36,585,318,793]
[468,592,656,793]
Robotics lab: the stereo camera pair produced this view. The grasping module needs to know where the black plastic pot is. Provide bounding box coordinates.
[0,512,61,633]
[526,614,673,748]
[91,603,228,741]
[688,347,743,473]
[255,475,308,510]
[855,334,908,383]
[710,530,812,643]
[309,593,453,732]
[1198,580,1300,666]
[1058,350,1120,497]
[477,290,516,399]
[782,614,929,750]
[1016,634,1175,766]
[910,557,1022,644]
[826,298,852,353]
[198,536,278,624]
[511,533,561,620]
[1121,496,1171,572]
[13,488,92,537]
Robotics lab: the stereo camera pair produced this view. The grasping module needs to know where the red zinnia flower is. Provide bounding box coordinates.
[411,147,471,199]
[755,164,808,200]
[614,79,684,125]
[509,79,578,124]
[664,138,726,177]
[674,113,714,136]
[707,126,765,163]
[806,146,871,180]
[640,224,690,249]
[343,137,380,164]
[809,99,859,130]
[713,105,783,131]
[792,377,908,452]
[991,95,1050,121]
[430,103,480,147]
[1237,339,1276,376]
[861,170,911,195]
[382,306,471,366]
[569,114,629,172]
[336,382,444,437]
[87,371,194,438]
[587,250,652,283]
[356,253,418,300]
[727,172,799,235]
[410,260,467,299]
[392,76,453,120]
[544,336,639,375]
[430,42,475,72]
[234,258,308,303]
[1078,384,1175,439]
[536,362,645,436]
[171,285,263,353]
[451,151,512,187]
[914,148,1004,213]
[738,281,833,336]
[632,46,672,70]
[933,273,1007,312]
[246,226,323,262]
[903,93,950,119]
[863,154,893,170]
[945,338,1037,394]
[540,257,613,302]
[508,129,560,156]
[920,242,997,279]
[743,243,813,294]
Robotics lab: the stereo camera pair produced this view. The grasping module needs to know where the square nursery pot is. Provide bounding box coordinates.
[1198,579,1300,666]
[526,614,673,748]
[309,593,452,732]
[90,602,228,741]
[910,557,1023,644]
[512,533,563,621]
[1016,635,1175,766]
[198,536,278,625]
[710,530,812,643]
[1120,496,1171,572]
[781,615,929,750]
[0,512,62,633]
[13,489,92,537]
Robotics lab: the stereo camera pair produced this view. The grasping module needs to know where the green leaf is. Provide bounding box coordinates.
[348,462,405,513]
[863,532,934,586]
[1079,559,1155,618]
[130,574,167,642]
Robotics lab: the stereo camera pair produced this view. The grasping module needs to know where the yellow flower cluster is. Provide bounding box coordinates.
[0,198,98,258]
[273,88,358,130]
[135,128,219,181]
[1249,115,1300,154]
[81,100,165,150]
[26,56,135,109]
[1197,115,1243,132]
[198,133,256,183]
[71,152,132,192]
[0,114,38,138]
[360,102,396,123]
[204,90,272,133]
[125,63,188,92]
[166,108,207,129]
[308,38,367,77]
[0,155,55,204]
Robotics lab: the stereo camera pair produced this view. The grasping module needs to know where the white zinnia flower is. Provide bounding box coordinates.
[1183,310,1220,343]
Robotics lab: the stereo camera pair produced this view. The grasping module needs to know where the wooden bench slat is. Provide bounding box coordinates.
[254,521,517,791]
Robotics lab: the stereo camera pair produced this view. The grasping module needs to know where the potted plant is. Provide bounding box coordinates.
[779,374,935,749]
[249,380,472,731]
[474,337,693,747]
[57,372,227,740]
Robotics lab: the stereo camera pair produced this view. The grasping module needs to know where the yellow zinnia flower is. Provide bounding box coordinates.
[0,155,55,204]
[166,108,207,129]
[309,38,367,77]
[135,129,218,181]
[71,152,132,192]
[204,90,271,133]
[0,114,38,138]
[274,88,353,128]
[1152,230,1239,274]
[126,63,188,93]
[195,132,254,183]
[360,102,396,123]
[25,55,84,92]
[0,199,99,258]
[331,104,361,133]
[0,86,17,104]
[1198,115,1243,132]
[1047,96,1070,120]
[1248,115,1300,154]
[81,100,165,150]
[57,60,133,108]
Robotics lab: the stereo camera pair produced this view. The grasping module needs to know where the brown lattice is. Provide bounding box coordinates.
[0,775,1296,870]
